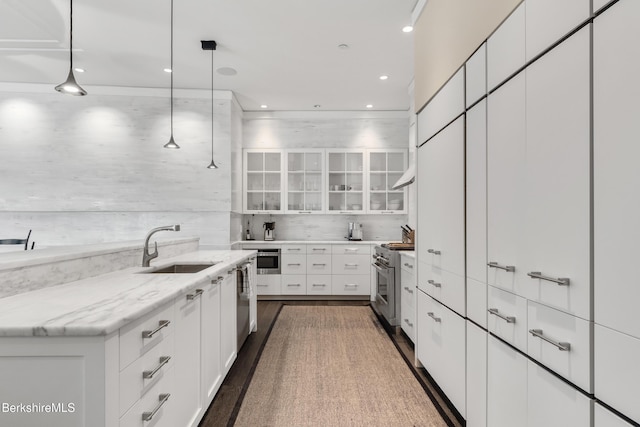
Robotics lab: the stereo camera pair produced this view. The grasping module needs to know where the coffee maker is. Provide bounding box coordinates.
[263,221,276,241]
[347,222,363,241]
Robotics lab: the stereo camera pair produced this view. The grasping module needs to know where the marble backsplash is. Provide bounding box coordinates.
[0,238,198,299]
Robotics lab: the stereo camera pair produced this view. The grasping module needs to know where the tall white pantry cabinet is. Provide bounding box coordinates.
[415,0,639,426]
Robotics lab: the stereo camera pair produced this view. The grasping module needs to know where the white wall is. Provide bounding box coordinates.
[0,87,236,248]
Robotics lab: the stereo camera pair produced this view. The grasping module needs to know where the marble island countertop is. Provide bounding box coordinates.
[236,240,388,245]
[0,249,255,338]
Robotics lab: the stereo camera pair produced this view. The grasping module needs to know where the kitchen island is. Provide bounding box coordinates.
[0,242,256,427]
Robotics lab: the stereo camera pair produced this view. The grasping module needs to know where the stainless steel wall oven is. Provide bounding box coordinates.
[250,248,281,274]
[372,245,401,327]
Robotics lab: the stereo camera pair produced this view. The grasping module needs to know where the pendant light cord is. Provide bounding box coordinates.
[211,49,214,158]
[170,0,174,135]
[69,0,74,69]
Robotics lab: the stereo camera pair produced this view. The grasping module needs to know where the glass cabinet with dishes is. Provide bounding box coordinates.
[285,150,325,213]
[368,149,407,213]
[326,150,366,213]
[243,149,283,213]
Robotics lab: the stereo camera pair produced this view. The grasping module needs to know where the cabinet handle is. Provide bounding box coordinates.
[312,248,326,251]
[345,284,358,288]
[312,284,326,287]
[345,263,358,267]
[142,393,171,421]
[142,356,171,379]
[186,289,204,300]
[345,248,358,252]
[427,279,441,288]
[427,312,441,323]
[487,261,515,272]
[529,329,571,351]
[339,211,351,214]
[298,211,312,214]
[142,320,170,339]
[312,263,327,266]
[287,283,301,287]
[403,262,414,268]
[211,275,224,284]
[527,271,570,286]
[257,284,268,287]
[488,308,516,323]
[288,248,302,251]
[403,286,414,294]
[427,249,441,255]
[288,263,301,266]
[381,211,394,214]
[404,318,414,327]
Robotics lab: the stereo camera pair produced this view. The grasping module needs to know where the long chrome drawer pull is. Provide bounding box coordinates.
[488,308,516,323]
[427,249,441,255]
[345,248,358,252]
[427,279,442,288]
[527,272,570,286]
[142,356,171,379]
[142,320,170,339]
[288,263,301,266]
[312,263,327,266]
[257,284,268,287]
[404,319,414,327]
[211,275,223,284]
[403,262,414,268]
[529,329,571,351]
[186,289,204,300]
[312,248,326,251]
[345,284,358,287]
[142,393,170,421]
[487,262,515,272]
[288,248,301,251]
[344,263,358,267]
[427,312,441,323]
[312,284,326,287]
[287,284,301,287]
[403,286,414,294]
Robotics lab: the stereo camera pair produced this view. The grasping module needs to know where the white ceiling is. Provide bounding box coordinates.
[0,0,417,111]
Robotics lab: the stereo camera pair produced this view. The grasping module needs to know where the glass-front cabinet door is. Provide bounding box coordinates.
[326,150,366,214]
[368,149,407,213]
[243,149,283,213]
[285,150,325,213]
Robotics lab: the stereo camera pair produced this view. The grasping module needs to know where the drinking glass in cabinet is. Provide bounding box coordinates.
[264,153,281,171]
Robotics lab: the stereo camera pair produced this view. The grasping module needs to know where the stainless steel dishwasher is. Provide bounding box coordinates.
[236,262,251,350]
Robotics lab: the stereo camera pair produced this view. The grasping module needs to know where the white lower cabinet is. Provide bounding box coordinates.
[120,366,176,427]
[416,290,466,417]
[487,285,528,353]
[400,254,416,342]
[255,274,281,295]
[201,277,222,405]
[466,322,487,427]
[331,274,369,295]
[418,263,466,317]
[595,403,634,427]
[220,271,237,375]
[173,289,203,427]
[487,335,527,427]
[306,274,332,295]
[281,274,307,294]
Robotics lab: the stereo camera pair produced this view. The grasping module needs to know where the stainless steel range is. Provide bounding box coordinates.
[372,245,403,328]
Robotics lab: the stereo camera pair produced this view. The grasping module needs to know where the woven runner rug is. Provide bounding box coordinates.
[233,305,447,426]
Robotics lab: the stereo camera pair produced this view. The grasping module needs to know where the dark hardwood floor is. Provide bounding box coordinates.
[198,300,463,427]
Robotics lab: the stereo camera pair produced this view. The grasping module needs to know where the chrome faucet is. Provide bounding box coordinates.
[142,225,181,267]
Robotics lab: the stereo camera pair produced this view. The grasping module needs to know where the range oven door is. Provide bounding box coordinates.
[372,260,397,325]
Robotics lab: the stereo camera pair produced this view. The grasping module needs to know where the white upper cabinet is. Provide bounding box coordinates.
[417,68,465,144]
[487,72,526,297]
[487,3,525,91]
[368,149,407,214]
[594,0,640,340]
[326,150,366,214]
[525,0,591,61]
[243,149,284,213]
[466,44,487,108]
[285,150,325,214]
[523,26,591,320]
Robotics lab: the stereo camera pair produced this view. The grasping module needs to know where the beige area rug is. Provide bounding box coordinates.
[233,305,447,427]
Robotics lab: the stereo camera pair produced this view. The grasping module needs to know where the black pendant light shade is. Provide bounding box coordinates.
[55,0,87,96]
[202,40,218,169]
[164,0,180,149]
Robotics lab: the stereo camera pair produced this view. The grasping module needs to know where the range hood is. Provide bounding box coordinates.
[391,162,415,190]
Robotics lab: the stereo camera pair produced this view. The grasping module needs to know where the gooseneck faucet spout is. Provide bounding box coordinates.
[142,225,181,267]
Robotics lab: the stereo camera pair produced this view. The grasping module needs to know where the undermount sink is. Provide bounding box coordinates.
[144,263,217,274]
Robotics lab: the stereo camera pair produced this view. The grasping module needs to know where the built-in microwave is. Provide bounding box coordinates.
[247,248,281,274]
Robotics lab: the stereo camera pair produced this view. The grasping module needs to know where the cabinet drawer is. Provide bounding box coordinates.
[306,275,332,295]
[120,331,175,416]
[527,360,593,427]
[488,286,528,353]
[331,254,371,275]
[400,299,415,342]
[595,402,634,427]
[487,335,527,427]
[281,244,306,254]
[281,254,306,274]
[331,274,370,295]
[467,277,487,329]
[400,255,415,274]
[417,264,465,317]
[120,302,175,370]
[307,244,331,254]
[595,324,640,424]
[400,278,415,310]
[527,301,591,392]
[416,292,466,416]
[119,366,175,427]
[306,254,332,274]
[255,275,281,295]
[331,245,370,255]
[281,275,306,295]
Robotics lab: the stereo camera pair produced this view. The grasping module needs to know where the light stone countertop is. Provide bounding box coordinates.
[0,249,255,338]
[235,240,387,246]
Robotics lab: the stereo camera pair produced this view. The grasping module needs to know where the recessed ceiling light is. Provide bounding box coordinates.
[366,104,373,109]
[260,105,268,109]
[217,67,237,76]
[163,68,172,73]
[402,26,414,33]
[379,75,388,80]
[74,68,85,73]
[338,44,349,49]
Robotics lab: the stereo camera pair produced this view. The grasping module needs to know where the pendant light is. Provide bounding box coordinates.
[202,40,218,169]
[55,0,87,96]
[164,0,179,149]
